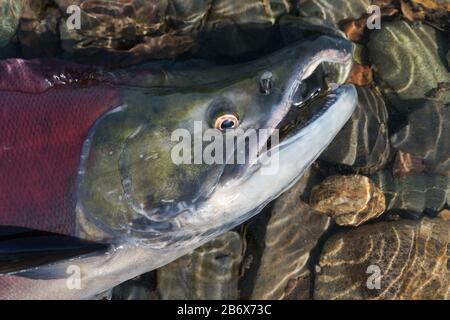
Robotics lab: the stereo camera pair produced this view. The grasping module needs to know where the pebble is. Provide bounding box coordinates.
[310,175,386,227]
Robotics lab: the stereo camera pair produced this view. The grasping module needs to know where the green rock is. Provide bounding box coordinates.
[371,171,450,214]
[0,0,23,47]
[368,21,450,112]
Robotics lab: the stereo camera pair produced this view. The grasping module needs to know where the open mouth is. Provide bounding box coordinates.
[277,67,330,141]
[268,62,350,150]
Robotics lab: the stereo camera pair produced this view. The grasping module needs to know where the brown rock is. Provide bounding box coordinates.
[310,175,386,227]
[315,217,450,299]
[439,209,450,221]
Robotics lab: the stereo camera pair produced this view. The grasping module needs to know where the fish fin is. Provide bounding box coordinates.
[0,226,110,274]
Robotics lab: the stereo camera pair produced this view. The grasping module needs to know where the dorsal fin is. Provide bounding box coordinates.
[0,226,109,274]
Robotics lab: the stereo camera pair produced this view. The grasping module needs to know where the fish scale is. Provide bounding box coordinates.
[0,60,121,235]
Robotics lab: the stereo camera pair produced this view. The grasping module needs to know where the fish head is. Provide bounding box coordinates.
[78,35,358,250]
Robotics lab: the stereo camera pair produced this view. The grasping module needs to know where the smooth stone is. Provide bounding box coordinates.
[315,217,450,299]
[297,0,371,26]
[310,175,386,227]
[371,171,450,214]
[367,20,450,112]
[0,0,23,47]
[391,100,450,175]
[250,169,330,299]
[320,87,390,173]
[156,231,242,299]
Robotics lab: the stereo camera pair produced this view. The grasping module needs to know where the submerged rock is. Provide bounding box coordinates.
[367,20,450,112]
[391,100,450,175]
[320,87,390,173]
[310,175,386,227]
[57,0,290,66]
[297,0,371,26]
[250,169,330,300]
[58,0,197,67]
[315,217,450,299]
[156,231,243,299]
[0,0,24,47]
[372,171,450,214]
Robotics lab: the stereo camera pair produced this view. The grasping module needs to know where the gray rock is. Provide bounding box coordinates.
[391,100,450,175]
[367,21,450,112]
[320,87,390,174]
[372,171,450,214]
[0,0,23,47]
[156,231,243,299]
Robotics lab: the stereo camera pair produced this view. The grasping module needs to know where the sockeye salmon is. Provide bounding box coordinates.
[0,36,358,299]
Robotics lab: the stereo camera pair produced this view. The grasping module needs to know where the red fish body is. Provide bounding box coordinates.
[0,59,121,236]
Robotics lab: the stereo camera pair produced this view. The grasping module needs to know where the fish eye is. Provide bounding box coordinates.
[214,114,239,131]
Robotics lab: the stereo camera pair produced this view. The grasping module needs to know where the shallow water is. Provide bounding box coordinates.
[0,0,449,300]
